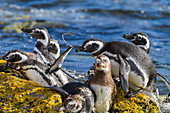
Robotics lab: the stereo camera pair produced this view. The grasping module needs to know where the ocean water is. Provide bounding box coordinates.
[0,0,169,95]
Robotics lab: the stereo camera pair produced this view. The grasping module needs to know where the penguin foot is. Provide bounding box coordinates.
[125,88,144,98]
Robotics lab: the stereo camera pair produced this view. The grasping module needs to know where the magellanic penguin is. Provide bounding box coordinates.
[123,32,151,54]
[75,38,160,98]
[2,47,73,87]
[2,49,57,86]
[21,27,60,66]
[123,33,170,92]
[44,82,95,113]
[87,55,117,113]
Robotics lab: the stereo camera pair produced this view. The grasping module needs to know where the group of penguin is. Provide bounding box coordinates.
[1,27,170,113]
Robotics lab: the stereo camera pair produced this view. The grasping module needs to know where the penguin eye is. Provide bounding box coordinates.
[35,31,40,33]
[138,37,142,40]
[103,59,108,63]
[87,44,92,47]
[68,104,75,109]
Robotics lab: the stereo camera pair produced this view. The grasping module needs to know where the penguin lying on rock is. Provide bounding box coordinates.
[75,38,170,99]
[2,46,74,87]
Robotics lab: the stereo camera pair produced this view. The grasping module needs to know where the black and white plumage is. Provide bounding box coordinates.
[2,48,73,87]
[21,27,60,66]
[75,38,159,98]
[123,33,170,92]
[2,49,57,86]
[123,32,151,54]
[44,82,95,113]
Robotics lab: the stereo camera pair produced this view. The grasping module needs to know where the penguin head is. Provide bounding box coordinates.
[59,94,84,112]
[95,55,111,71]
[48,39,60,59]
[123,33,151,54]
[123,33,149,45]
[21,27,50,41]
[2,49,28,63]
[75,38,105,54]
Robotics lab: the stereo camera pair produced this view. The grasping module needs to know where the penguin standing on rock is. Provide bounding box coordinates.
[21,27,60,66]
[75,38,160,98]
[123,32,151,54]
[44,55,117,113]
[123,33,170,92]
[87,55,117,113]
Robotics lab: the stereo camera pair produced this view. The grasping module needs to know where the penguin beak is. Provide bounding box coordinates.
[58,106,66,112]
[123,34,135,41]
[21,28,33,34]
[95,58,102,67]
[75,46,84,52]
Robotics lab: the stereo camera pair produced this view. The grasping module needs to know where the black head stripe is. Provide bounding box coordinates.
[7,54,22,62]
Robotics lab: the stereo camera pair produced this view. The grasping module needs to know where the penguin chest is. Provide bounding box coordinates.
[52,70,69,85]
[110,60,119,78]
[21,66,57,86]
[90,84,112,113]
[23,69,49,86]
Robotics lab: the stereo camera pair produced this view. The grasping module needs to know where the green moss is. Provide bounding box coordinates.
[112,87,160,113]
[0,60,63,113]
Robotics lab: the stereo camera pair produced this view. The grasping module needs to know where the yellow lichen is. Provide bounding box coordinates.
[0,60,160,112]
[0,60,63,113]
[112,87,160,113]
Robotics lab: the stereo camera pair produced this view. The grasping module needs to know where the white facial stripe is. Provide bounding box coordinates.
[137,34,150,50]
[37,29,49,47]
[126,57,148,88]
[85,41,104,54]
[101,51,117,58]
[49,41,60,59]
[8,52,28,63]
[137,34,147,39]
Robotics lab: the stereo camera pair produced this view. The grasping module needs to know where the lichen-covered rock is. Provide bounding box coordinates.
[0,60,160,113]
[0,60,63,113]
[112,87,160,113]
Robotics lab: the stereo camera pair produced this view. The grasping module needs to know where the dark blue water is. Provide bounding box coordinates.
[0,0,169,95]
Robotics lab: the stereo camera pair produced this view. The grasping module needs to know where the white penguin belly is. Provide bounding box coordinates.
[110,61,148,89]
[90,84,112,113]
[128,71,147,88]
[22,65,57,86]
[24,70,49,86]
[53,70,69,85]
[110,60,119,78]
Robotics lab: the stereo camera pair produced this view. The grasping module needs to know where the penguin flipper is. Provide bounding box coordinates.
[46,46,73,73]
[157,73,170,91]
[118,55,130,92]
[43,86,69,96]
[125,88,144,98]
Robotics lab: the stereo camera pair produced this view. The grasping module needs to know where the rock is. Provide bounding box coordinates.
[112,87,160,113]
[0,60,63,113]
[0,60,161,112]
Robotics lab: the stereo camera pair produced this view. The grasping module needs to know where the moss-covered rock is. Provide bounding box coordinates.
[0,60,63,113]
[0,60,160,113]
